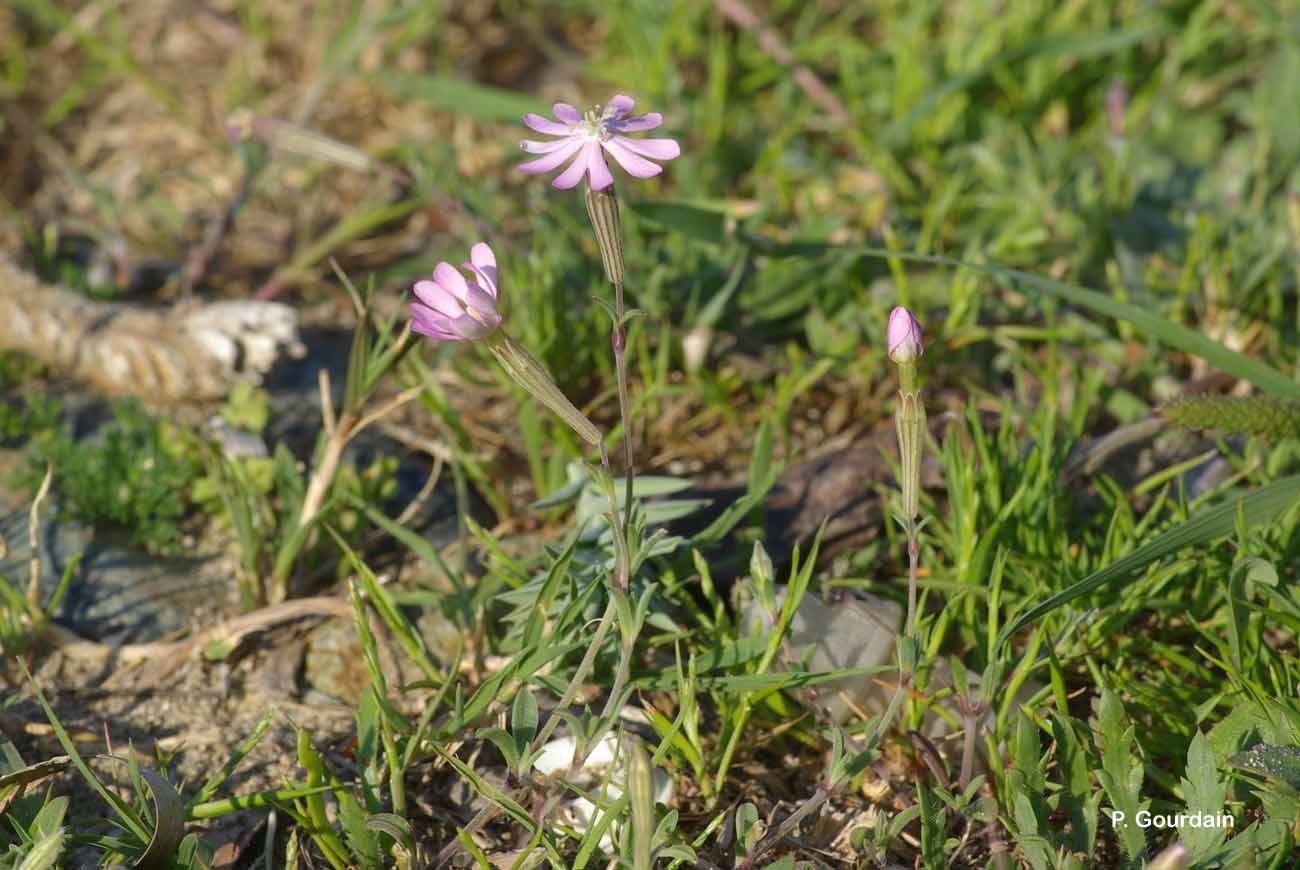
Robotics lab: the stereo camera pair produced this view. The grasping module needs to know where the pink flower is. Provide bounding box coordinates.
[409,243,502,341]
[887,306,923,363]
[519,95,681,191]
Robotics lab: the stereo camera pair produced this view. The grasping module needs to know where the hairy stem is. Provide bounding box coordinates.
[612,279,635,548]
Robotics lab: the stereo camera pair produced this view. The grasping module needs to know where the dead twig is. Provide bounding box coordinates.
[26,464,54,609]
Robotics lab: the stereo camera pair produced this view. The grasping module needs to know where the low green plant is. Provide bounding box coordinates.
[19,399,199,554]
[0,394,59,444]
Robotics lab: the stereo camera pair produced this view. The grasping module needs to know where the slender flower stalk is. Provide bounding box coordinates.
[518,94,681,580]
[741,308,929,869]
[889,305,926,636]
[407,241,632,588]
[585,186,635,544]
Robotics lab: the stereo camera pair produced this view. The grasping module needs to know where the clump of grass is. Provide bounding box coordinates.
[18,399,198,554]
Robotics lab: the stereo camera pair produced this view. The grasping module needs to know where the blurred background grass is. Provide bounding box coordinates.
[4,0,1298,474]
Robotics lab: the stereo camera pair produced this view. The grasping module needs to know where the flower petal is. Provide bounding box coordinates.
[552,141,595,189]
[605,95,635,118]
[520,137,577,154]
[518,138,583,174]
[602,138,663,179]
[522,112,573,136]
[465,264,495,299]
[553,102,581,123]
[470,242,496,272]
[586,145,614,190]
[410,304,462,341]
[611,112,662,133]
[461,282,500,322]
[433,262,470,300]
[413,278,463,318]
[610,135,680,161]
[448,313,494,340]
[468,243,499,297]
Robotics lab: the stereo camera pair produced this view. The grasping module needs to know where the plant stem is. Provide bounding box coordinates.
[906,516,920,637]
[530,597,618,755]
[598,443,632,590]
[612,279,635,548]
[959,706,980,791]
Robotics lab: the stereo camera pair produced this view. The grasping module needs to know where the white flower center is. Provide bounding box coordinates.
[579,105,618,141]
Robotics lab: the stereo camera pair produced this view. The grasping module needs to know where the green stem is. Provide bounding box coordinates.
[530,597,618,754]
[612,279,635,550]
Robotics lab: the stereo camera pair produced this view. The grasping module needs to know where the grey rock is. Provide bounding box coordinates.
[742,589,902,724]
[0,505,229,645]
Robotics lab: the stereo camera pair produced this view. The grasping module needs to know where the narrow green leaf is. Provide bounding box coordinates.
[511,686,539,747]
[998,474,1300,647]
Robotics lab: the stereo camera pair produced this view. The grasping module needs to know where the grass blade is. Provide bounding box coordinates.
[997,473,1300,648]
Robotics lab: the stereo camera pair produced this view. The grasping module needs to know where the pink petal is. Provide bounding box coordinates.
[413,279,463,318]
[611,112,662,132]
[465,263,495,298]
[468,243,498,297]
[522,112,573,136]
[552,141,595,189]
[602,138,662,179]
[553,102,581,123]
[520,137,576,154]
[586,146,614,190]
[470,242,496,273]
[605,95,634,118]
[410,305,462,341]
[461,282,500,321]
[448,313,494,340]
[518,138,583,174]
[610,135,680,161]
[433,262,470,300]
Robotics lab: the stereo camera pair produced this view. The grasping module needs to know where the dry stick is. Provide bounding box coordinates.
[26,464,54,608]
[957,698,983,792]
[180,144,257,298]
[713,0,852,128]
[739,675,911,870]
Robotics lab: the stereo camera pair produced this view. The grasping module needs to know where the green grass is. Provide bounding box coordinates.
[4,0,1300,866]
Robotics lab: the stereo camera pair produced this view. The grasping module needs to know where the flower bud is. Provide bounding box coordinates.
[887,306,923,364]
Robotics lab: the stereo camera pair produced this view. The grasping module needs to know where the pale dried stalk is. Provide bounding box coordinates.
[27,464,54,608]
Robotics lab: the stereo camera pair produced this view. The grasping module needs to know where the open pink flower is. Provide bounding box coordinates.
[519,95,680,191]
[409,243,502,341]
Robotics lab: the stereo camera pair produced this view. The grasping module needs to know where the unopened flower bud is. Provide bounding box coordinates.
[887,306,923,364]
